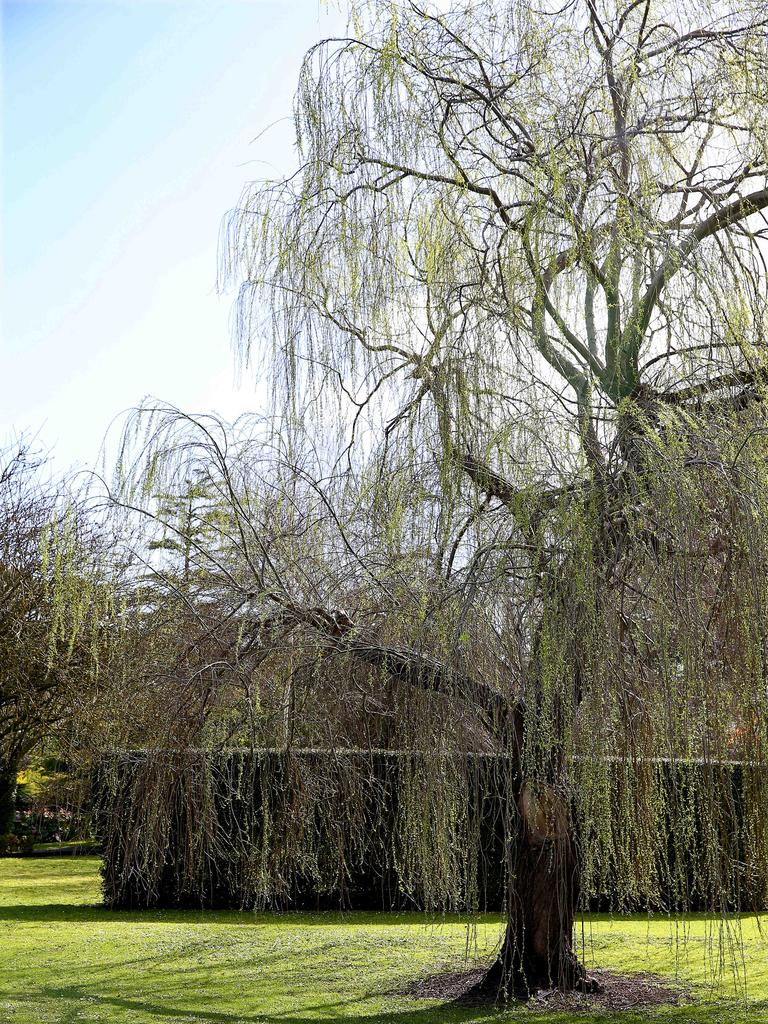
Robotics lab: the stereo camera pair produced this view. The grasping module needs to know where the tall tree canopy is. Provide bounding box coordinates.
[119,0,768,1000]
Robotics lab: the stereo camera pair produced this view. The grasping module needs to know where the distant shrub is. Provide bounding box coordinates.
[14,755,92,845]
[0,832,34,856]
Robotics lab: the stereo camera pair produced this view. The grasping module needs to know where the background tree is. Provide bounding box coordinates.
[115,0,768,1000]
[0,445,109,834]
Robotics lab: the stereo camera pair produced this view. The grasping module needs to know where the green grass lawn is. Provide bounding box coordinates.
[1,857,768,1023]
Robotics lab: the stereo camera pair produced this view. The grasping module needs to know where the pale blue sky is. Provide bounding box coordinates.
[2,0,342,470]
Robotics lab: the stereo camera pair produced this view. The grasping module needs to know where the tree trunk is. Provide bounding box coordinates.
[0,761,19,834]
[472,782,598,1000]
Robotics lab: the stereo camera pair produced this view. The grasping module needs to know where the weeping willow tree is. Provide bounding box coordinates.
[115,0,768,1001]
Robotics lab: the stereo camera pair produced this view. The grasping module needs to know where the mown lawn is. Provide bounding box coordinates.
[1,857,767,1023]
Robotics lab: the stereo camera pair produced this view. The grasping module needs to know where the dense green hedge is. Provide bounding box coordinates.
[97,750,767,913]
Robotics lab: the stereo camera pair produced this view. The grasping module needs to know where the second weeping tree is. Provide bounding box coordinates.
[115,0,768,1000]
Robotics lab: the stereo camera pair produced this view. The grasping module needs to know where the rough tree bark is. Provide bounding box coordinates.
[474,783,594,998]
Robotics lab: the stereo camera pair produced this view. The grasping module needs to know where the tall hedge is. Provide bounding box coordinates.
[97,750,766,913]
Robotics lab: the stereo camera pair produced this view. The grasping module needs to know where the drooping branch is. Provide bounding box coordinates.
[244,598,522,739]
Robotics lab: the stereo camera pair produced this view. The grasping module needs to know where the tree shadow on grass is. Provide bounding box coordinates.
[32,985,768,1024]
[0,901,505,927]
[0,903,122,921]
[0,904,289,926]
[36,986,497,1024]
